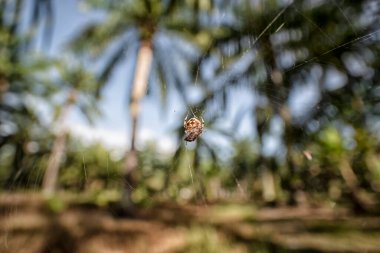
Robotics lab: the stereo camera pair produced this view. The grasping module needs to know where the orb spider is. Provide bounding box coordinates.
[183,115,204,142]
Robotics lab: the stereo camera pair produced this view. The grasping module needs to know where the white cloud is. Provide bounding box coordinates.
[68,124,127,149]
[67,123,177,155]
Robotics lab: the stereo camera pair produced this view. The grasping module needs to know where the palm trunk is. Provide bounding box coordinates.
[255,106,278,204]
[261,166,276,203]
[338,159,368,212]
[42,89,77,196]
[121,40,153,211]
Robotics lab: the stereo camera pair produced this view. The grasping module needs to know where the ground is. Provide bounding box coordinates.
[1,193,380,253]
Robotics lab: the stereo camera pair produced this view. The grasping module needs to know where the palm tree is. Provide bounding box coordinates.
[0,0,54,188]
[42,60,100,196]
[69,0,212,210]
[192,0,380,205]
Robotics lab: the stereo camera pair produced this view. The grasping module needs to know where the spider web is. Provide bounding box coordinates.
[182,0,380,204]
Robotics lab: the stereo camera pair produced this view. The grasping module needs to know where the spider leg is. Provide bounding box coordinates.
[184,112,189,128]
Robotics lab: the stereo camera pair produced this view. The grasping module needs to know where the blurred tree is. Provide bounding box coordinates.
[69,0,217,211]
[0,0,54,188]
[42,60,100,196]
[193,0,380,207]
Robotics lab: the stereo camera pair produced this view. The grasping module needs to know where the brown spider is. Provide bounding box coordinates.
[183,115,204,142]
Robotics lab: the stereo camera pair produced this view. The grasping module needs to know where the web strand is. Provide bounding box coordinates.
[286,29,380,73]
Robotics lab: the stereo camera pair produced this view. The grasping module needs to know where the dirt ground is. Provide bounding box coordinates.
[1,193,380,253]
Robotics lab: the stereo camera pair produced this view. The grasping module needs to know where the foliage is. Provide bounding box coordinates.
[1,0,380,213]
[183,0,380,208]
[58,137,122,192]
[0,0,55,188]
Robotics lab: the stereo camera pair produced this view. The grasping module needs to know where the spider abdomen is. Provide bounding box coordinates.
[184,117,204,142]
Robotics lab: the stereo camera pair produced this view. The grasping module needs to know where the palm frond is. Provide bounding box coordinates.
[96,36,136,96]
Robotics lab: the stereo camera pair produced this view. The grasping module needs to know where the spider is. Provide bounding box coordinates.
[183,115,204,142]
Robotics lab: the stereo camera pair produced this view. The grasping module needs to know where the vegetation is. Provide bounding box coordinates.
[0,0,380,251]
